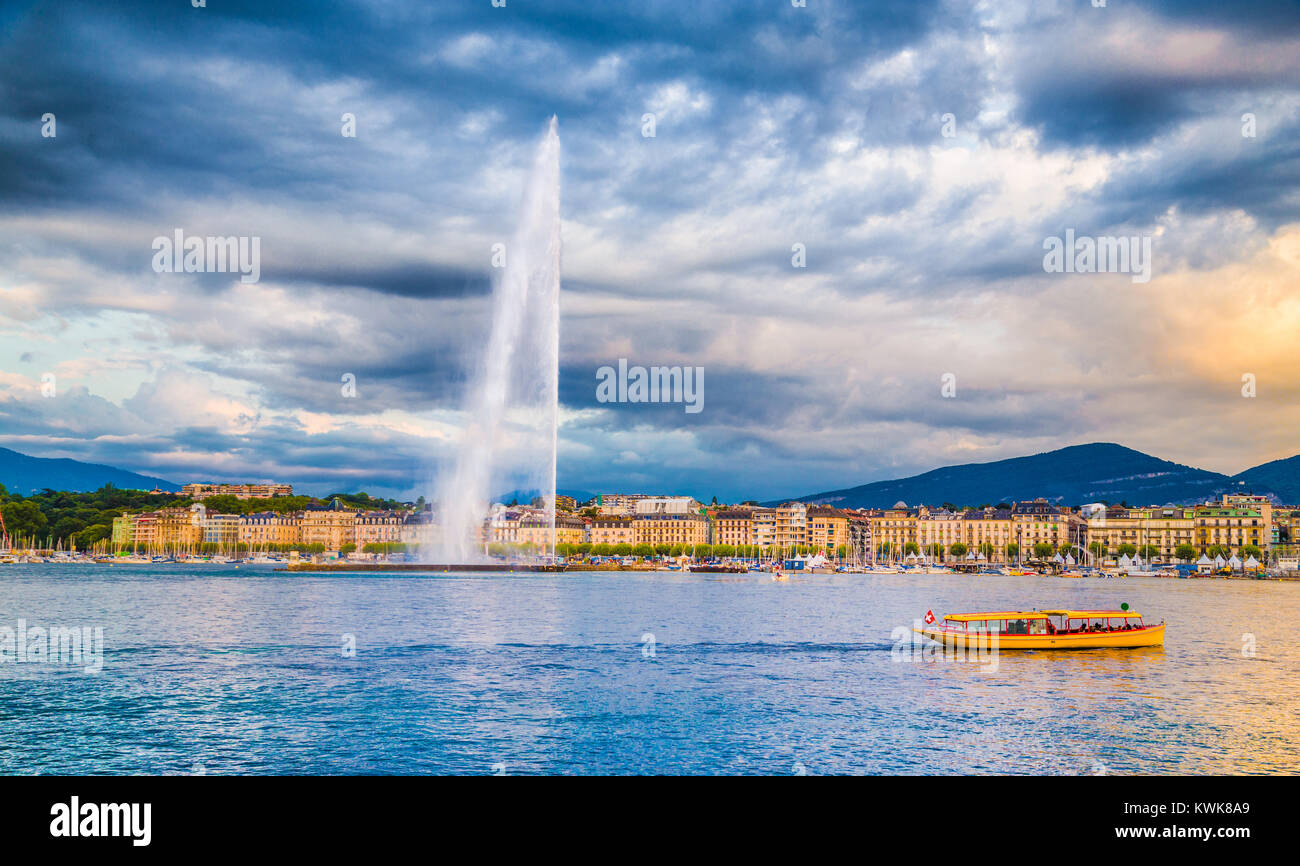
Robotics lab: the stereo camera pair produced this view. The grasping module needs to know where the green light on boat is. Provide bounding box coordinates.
[1121,602,1130,611]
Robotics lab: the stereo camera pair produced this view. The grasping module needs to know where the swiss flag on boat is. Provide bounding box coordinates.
[924,609,935,625]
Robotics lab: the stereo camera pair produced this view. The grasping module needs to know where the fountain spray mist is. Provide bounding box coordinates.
[434,118,561,562]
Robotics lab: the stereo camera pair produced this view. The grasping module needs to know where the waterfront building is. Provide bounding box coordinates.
[518,514,587,549]
[846,512,873,563]
[111,514,135,546]
[1192,502,1267,553]
[868,504,918,556]
[132,513,160,549]
[201,511,240,547]
[807,506,850,555]
[400,508,438,548]
[960,507,1015,560]
[302,499,357,549]
[157,506,204,550]
[772,502,808,551]
[916,507,964,558]
[182,482,294,499]
[1219,494,1273,551]
[1086,506,1195,560]
[633,496,700,515]
[713,509,754,547]
[634,512,708,547]
[355,510,404,547]
[487,507,523,544]
[238,511,303,548]
[590,515,635,547]
[1010,498,1070,554]
[751,508,776,550]
[1273,507,1299,556]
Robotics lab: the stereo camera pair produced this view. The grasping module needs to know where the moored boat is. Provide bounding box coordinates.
[915,609,1164,650]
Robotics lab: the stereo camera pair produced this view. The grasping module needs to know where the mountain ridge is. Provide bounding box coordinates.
[769,443,1294,508]
[0,447,179,495]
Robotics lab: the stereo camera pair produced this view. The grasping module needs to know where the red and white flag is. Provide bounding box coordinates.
[924,609,935,625]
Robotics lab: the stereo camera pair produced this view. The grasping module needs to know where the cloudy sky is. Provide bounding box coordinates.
[2,0,1298,501]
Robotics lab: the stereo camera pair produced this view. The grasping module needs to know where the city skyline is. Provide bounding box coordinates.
[3,1,1299,502]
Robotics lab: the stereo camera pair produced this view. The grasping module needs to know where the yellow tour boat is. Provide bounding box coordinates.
[915,609,1164,650]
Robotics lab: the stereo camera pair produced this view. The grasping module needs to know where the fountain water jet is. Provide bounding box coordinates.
[433,118,561,562]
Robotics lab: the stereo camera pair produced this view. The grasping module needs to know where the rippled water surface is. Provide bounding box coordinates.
[1,565,1296,775]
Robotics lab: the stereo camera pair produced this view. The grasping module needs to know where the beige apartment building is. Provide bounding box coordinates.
[960,508,1015,557]
[869,505,918,554]
[112,505,205,551]
[1086,506,1195,559]
[634,513,708,547]
[1010,499,1073,552]
[713,509,754,547]
[518,514,587,548]
[807,506,850,553]
[239,512,303,547]
[772,502,808,551]
[751,508,776,550]
[158,506,204,549]
[301,499,357,549]
[1193,502,1267,553]
[401,510,437,548]
[590,515,635,547]
[355,511,404,546]
[201,512,240,547]
[916,508,965,555]
[182,483,294,499]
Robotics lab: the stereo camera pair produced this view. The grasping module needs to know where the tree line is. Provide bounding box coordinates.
[0,483,410,550]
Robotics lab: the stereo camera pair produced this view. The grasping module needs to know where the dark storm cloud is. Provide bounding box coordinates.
[1009,1,1300,150]
[1145,0,1300,34]
[271,261,491,299]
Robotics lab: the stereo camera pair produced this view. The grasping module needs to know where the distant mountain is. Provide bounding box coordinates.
[1230,455,1300,503]
[0,447,179,495]
[773,443,1238,509]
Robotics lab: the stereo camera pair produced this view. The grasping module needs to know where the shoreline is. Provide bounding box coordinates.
[2,559,1298,580]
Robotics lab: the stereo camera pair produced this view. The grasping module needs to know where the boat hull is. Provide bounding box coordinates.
[914,623,1164,650]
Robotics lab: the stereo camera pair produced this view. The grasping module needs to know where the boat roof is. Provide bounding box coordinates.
[1043,609,1143,618]
[945,611,1050,622]
[945,609,1142,622]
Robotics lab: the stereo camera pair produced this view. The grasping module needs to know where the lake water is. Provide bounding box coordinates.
[1,565,1296,775]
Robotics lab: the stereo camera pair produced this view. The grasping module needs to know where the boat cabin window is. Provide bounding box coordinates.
[1063,615,1145,633]
[958,619,1000,633]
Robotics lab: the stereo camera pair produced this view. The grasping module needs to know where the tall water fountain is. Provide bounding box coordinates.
[434,118,561,562]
